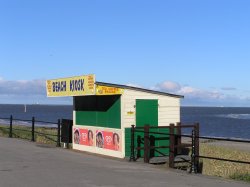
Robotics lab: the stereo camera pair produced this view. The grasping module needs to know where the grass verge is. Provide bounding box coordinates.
[200,143,250,182]
[230,173,250,182]
[0,124,58,145]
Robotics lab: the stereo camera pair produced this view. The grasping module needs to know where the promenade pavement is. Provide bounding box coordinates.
[0,137,249,187]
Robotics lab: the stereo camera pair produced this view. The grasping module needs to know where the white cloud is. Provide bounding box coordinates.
[153,81,181,92]
[0,79,46,96]
[178,86,197,94]
[178,86,224,100]
[150,81,250,106]
[0,78,72,104]
[0,78,249,106]
[153,81,224,100]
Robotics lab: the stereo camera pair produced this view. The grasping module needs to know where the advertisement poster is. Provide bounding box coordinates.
[74,127,122,152]
[96,130,121,151]
[46,74,95,97]
[73,128,94,146]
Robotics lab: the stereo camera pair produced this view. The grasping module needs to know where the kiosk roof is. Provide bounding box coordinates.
[96,81,184,99]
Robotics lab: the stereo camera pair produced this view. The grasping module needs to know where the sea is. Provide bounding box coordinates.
[0,105,249,140]
[181,107,250,140]
[0,104,73,128]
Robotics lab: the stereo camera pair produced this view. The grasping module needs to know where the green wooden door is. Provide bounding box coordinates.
[136,99,158,127]
[125,99,158,157]
[125,99,169,158]
[135,99,168,157]
[135,100,158,157]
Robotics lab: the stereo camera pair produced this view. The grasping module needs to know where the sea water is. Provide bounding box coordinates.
[181,107,250,139]
[0,105,249,139]
[0,104,73,127]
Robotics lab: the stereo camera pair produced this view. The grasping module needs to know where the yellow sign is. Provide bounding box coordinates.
[127,111,135,115]
[96,85,124,95]
[46,74,95,97]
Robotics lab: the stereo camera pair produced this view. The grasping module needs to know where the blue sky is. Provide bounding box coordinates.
[0,0,250,106]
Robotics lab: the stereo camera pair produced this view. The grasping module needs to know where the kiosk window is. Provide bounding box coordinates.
[74,95,121,129]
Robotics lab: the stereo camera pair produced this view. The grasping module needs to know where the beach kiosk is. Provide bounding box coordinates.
[46,74,183,158]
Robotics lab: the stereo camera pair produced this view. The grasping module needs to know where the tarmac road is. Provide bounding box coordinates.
[0,137,249,187]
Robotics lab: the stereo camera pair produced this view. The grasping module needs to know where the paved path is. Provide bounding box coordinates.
[0,137,249,187]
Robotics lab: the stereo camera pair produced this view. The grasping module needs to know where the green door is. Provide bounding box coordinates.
[135,99,168,157]
[125,99,158,157]
[125,99,168,158]
[136,99,158,127]
[135,100,158,158]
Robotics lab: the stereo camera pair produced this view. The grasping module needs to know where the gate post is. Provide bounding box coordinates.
[31,117,35,142]
[190,129,198,173]
[144,125,150,163]
[194,123,200,172]
[137,135,142,158]
[149,135,155,158]
[57,119,61,147]
[129,125,136,161]
[176,122,182,154]
[169,123,175,168]
[9,115,13,138]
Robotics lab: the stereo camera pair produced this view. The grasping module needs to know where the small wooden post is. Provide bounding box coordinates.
[144,125,150,163]
[57,119,61,147]
[169,123,175,168]
[31,117,35,142]
[130,125,136,161]
[9,115,13,138]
